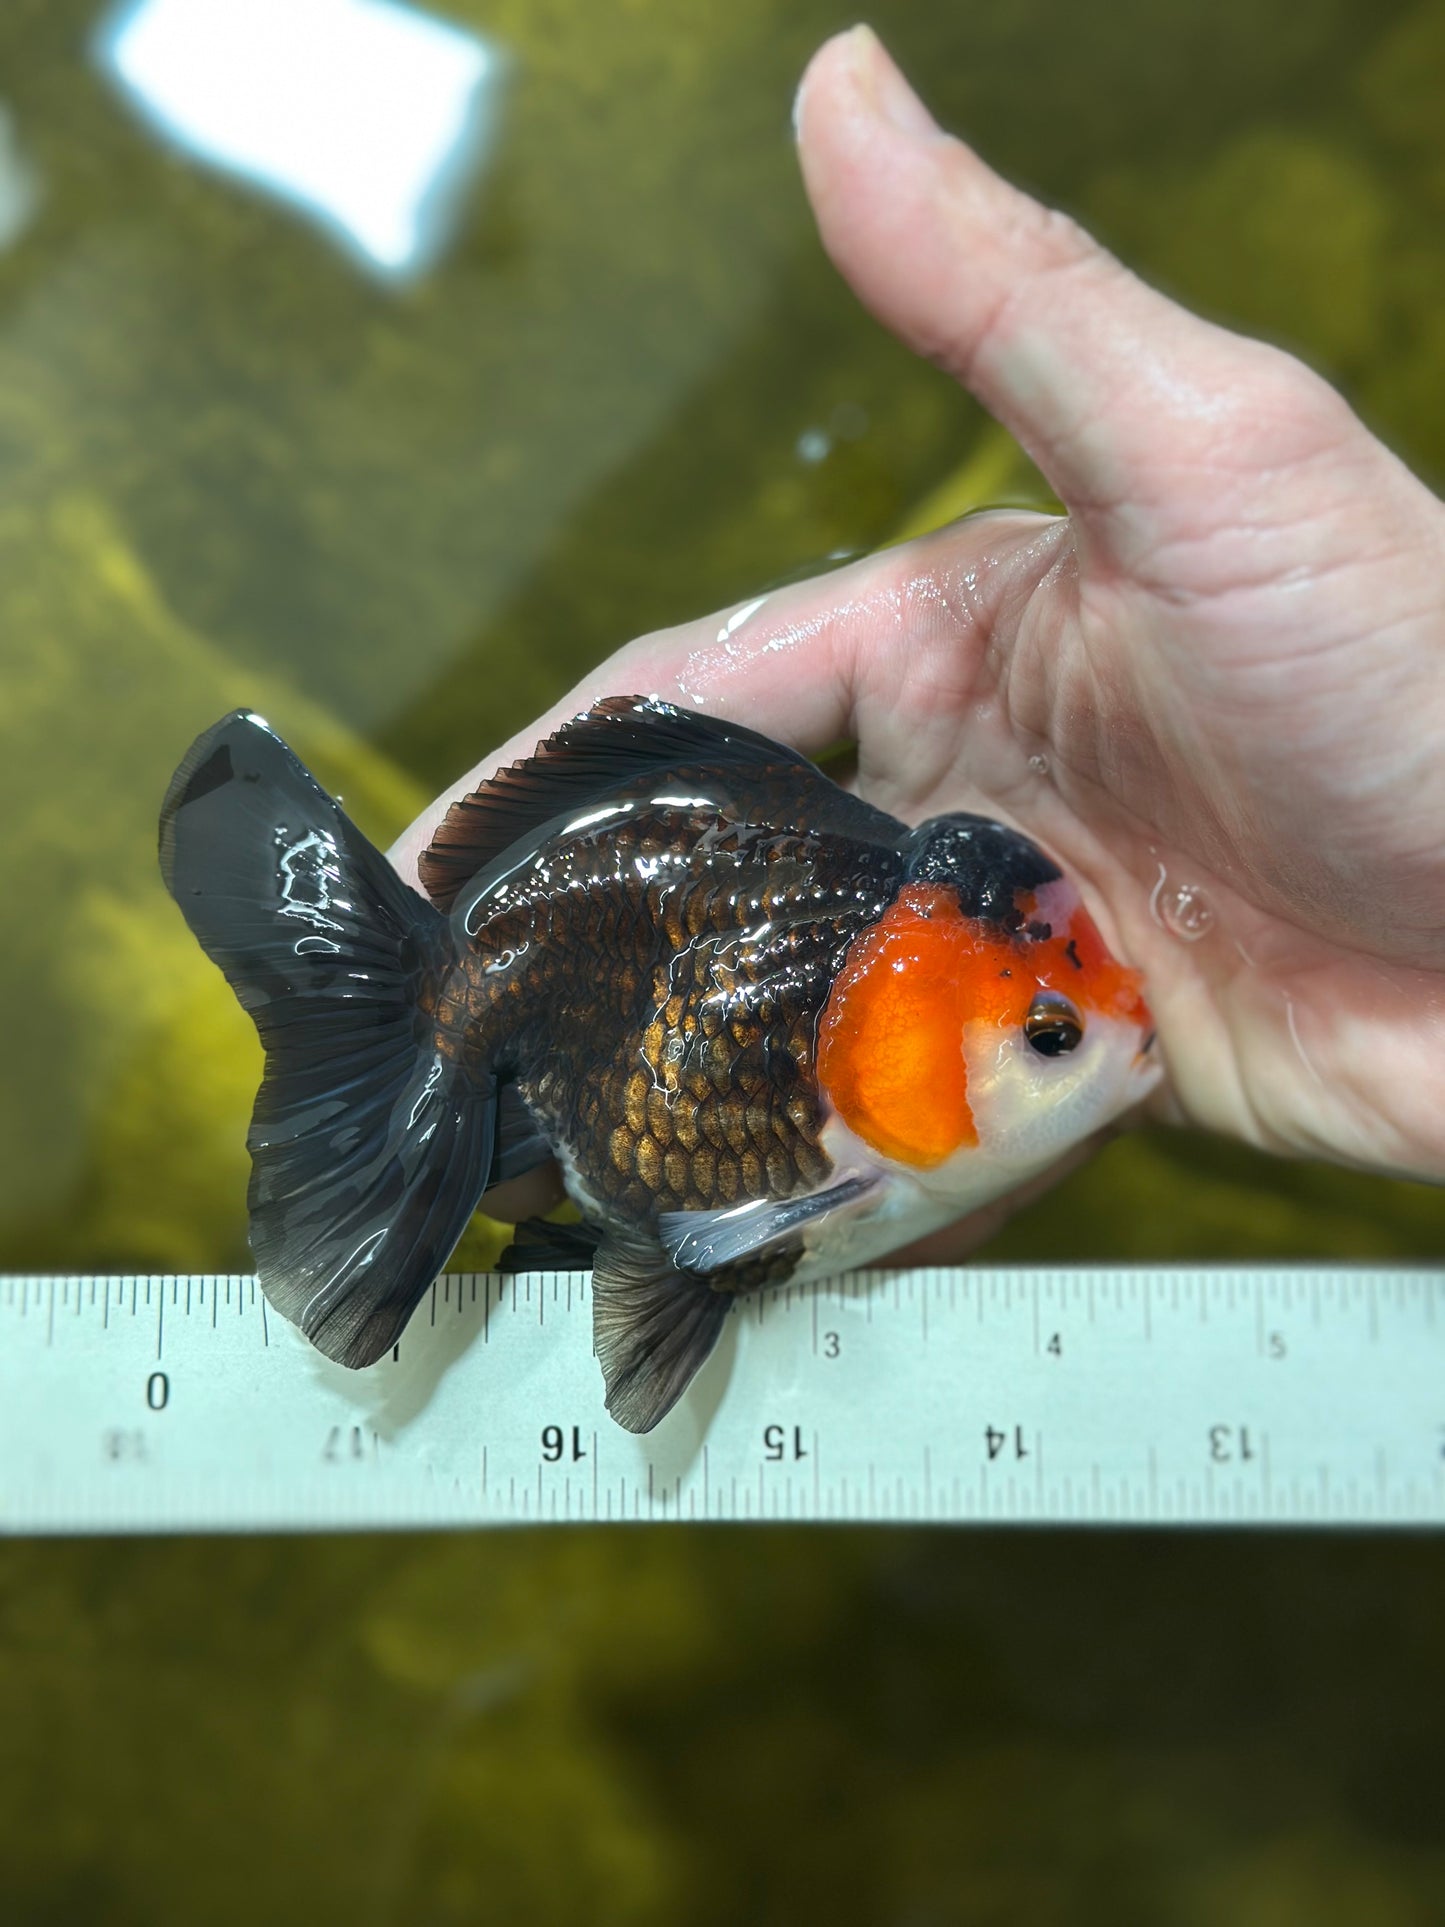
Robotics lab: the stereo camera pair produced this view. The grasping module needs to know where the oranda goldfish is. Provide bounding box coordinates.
[160,697,1158,1431]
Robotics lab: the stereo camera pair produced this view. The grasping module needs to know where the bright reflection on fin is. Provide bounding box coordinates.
[95,0,507,280]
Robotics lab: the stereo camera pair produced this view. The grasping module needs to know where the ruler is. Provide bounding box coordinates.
[1,1268,1441,1533]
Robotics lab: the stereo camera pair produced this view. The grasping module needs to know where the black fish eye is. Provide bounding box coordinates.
[1024,994,1083,1056]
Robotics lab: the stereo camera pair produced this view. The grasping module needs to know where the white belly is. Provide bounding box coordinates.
[779,1108,1054,1286]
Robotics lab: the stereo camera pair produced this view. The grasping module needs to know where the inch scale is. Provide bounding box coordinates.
[1,1267,1441,1533]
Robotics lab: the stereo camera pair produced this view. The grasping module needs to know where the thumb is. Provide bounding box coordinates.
[793,26,1343,573]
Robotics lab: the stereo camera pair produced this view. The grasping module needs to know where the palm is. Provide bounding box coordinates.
[845,502,1444,1180]
[397,27,1445,1223]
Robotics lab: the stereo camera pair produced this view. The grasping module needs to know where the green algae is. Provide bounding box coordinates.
[1,1531,1442,1924]
[1088,131,1391,376]
[0,0,1443,1920]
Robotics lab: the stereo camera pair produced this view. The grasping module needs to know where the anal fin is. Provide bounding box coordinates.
[591,1231,732,1434]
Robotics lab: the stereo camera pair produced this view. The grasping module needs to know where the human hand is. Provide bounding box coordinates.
[395,24,1445,1241]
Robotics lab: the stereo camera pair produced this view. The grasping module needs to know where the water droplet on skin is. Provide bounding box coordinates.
[1156,878,1214,942]
[1027,752,1049,775]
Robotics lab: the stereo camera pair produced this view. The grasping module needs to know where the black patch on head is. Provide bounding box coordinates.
[903,813,1061,923]
[179,744,234,808]
[1026,921,1052,942]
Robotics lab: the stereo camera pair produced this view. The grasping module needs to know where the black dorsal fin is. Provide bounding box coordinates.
[418,695,904,914]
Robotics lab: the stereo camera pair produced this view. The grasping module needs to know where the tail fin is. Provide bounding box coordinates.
[160,711,494,1367]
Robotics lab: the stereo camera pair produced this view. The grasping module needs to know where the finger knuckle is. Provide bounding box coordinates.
[1019,201,1098,273]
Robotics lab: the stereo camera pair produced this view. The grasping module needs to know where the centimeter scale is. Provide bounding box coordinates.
[1,1266,1441,1533]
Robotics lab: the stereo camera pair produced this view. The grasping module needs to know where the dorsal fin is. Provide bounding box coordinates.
[417,695,904,913]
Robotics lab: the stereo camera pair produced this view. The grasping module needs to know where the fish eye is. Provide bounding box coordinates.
[1024,993,1083,1056]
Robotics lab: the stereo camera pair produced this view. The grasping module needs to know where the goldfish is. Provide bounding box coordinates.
[160,697,1158,1431]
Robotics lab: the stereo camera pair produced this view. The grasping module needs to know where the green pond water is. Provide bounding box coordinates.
[1,0,1442,1918]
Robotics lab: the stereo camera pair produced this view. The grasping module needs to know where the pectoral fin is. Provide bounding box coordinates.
[656,1177,876,1275]
[591,1232,732,1434]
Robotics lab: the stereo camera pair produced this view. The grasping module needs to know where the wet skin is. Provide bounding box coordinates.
[396,26,1445,1248]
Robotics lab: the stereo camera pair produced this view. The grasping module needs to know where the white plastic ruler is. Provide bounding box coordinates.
[1,1267,1441,1533]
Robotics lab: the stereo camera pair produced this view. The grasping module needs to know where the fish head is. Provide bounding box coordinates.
[816,853,1159,1192]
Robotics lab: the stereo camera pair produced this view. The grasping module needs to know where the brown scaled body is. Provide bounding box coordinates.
[424,807,899,1253]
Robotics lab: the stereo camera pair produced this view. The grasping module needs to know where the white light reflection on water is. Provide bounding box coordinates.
[95,0,506,280]
[0,105,40,251]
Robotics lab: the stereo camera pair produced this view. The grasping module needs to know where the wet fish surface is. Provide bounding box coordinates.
[160,697,1158,1430]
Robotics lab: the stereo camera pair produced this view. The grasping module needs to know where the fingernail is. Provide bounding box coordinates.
[850,24,939,139]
